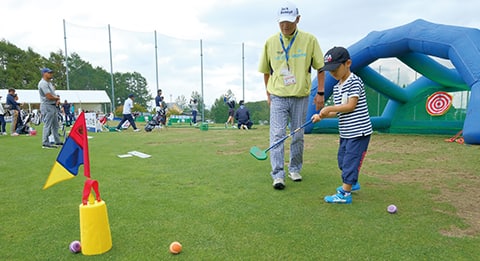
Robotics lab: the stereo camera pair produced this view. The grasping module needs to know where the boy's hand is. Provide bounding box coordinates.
[311,113,321,123]
[319,107,330,118]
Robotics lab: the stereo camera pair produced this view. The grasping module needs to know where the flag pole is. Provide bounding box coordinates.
[108,25,115,113]
[63,19,70,90]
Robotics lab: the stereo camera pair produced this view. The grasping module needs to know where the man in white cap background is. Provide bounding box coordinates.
[38,68,62,149]
[116,94,140,132]
[258,1,325,190]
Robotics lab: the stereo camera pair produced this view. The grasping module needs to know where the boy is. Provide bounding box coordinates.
[311,47,372,204]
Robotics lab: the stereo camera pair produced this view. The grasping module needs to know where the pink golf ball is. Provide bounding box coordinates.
[69,240,81,253]
[387,204,397,214]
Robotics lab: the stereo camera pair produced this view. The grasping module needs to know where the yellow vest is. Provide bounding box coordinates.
[258,30,324,97]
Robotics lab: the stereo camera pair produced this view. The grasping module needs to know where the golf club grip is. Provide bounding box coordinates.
[265,119,313,152]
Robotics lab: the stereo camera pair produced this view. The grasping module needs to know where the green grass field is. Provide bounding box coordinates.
[1,123,479,260]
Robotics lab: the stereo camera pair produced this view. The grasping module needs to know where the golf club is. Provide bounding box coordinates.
[250,119,313,160]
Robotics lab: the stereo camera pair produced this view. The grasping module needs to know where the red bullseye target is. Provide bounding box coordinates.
[426,91,453,116]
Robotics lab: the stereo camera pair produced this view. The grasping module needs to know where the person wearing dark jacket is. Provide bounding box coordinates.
[6,88,22,136]
[0,95,6,135]
[234,100,253,130]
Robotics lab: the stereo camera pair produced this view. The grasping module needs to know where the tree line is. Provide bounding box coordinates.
[0,39,152,108]
[0,39,269,123]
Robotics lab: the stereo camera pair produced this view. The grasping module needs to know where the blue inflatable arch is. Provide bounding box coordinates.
[306,19,480,145]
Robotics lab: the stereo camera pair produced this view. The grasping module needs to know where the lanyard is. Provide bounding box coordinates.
[279,30,298,69]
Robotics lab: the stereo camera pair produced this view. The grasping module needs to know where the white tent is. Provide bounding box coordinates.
[0,89,112,113]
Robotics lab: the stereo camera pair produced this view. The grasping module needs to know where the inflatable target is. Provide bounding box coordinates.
[426,91,453,116]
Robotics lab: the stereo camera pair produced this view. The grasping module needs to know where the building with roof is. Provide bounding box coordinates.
[0,89,112,113]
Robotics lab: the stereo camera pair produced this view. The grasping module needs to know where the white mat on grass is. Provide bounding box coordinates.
[128,151,151,158]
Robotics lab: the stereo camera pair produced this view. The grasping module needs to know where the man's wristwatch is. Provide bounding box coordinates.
[317,91,325,96]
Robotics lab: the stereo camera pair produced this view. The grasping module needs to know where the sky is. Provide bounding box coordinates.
[2,0,480,108]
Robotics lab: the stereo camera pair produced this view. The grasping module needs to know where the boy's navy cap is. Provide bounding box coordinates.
[321,47,350,72]
[41,68,53,74]
[128,94,135,98]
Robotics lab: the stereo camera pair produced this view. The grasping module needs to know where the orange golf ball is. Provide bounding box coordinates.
[169,241,182,254]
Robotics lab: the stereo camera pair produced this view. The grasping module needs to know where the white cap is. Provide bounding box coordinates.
[277,1,299,23]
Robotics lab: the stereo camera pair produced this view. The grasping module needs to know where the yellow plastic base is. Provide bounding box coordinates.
[79,200,112,255]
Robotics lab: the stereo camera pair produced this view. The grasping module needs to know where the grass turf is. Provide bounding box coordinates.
[1,123,479,260]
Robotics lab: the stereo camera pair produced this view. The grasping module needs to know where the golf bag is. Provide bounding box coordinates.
[144,119,156,132]
[144,109,165,132]
[31,109,42,126]
[16,110,33,134]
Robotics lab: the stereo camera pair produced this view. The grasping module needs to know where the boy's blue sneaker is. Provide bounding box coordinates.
[336,182,360,193]
[324,192,352,204]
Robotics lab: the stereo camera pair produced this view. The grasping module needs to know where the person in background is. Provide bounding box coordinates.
[234,100,253,130]
[0,95,6,135]
[6,88,22,136]
[311,47,372,204]
[155,89,163,110]
[189,98,198,126]
[116,94,140,132]
[70,103,76,121]
[38,68,62,148]
[158,100,168,128]
[107,111,114,121]
[225,99,235,128]
[62,100,73,126]
[258,1,325,190]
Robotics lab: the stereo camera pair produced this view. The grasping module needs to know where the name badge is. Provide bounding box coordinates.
[283,75,296,86]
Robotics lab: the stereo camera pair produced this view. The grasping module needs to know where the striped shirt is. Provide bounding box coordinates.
[333,73,372,138]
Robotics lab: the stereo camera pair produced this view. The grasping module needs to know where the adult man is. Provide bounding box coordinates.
[116,94,140,132]
[258,1,325,190]
[155,89,163,110]
[62,100,73,126]
[190,98,198,126]
[0,96,6,135]
[189,98,198,125]
[6,88,21,136]
[234,100,253,130]
[38,68,62,148]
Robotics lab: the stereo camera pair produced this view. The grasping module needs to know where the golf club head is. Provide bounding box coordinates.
[250,146,267,160]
